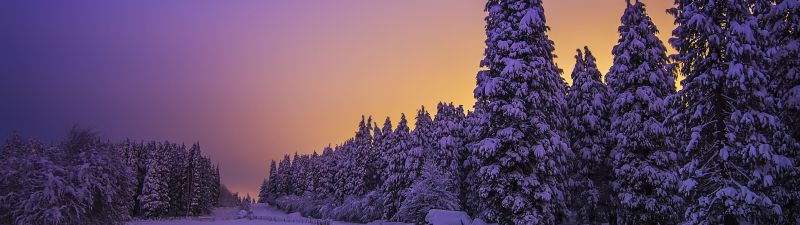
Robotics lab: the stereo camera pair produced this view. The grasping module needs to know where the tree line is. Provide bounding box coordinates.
[0,128,231,225]
[259,0,799,225]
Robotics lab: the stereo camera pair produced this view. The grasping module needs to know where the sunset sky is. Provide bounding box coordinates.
[0,0,676,197]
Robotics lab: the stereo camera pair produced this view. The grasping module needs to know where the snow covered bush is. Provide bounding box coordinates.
[395,162,461,224]
[330,195,381,223]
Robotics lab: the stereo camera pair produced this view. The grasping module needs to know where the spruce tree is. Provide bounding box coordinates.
[381,114,413,220]
[669,0,796,223]
[275,154,291,197]
[469,0,571,223]
[763,2,800,222]
[606,1,682,224]
[431,102,467,209]
[139,143,171,218]
[378,117,394,185]
[369,120,386,190]
[408,107,435,182]
[566,47,613,224]
[316,146,336,199]
[260,160,277,203]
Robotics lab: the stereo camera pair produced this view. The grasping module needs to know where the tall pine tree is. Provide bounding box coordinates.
[669,0,796,223]
[139,142,171,218]
[607,1,682,224]
[763,2,800,222]
[567,47,614,224]
[470,0,571,223]
[380,114,413,220]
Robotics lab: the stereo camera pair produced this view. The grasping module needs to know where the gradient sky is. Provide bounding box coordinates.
[0,0,676,197]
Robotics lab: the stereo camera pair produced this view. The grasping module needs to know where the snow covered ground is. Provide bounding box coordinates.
[127,204,365,225]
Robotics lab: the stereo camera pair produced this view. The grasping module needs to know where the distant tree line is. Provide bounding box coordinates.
[259,0,799,225]
[0,128,232,225]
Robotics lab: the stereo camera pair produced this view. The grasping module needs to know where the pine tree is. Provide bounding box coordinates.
[277,154,292,197]
[377,117,394,178]
[408,107,435,183]
[162,142,189,216]
[463,108,488,217]
[356,116,382,193]
[316,146,336,199]
[566,47,613,224]
[291,152,307,196]
[198,156,215,213]
[366,120,385,192]
[260,160,277,203]
[766,0,800,142]
[381,114,414,220]
[306,151,321,195]
[669,0,796,223]
[431,102,467,209]
[258,179,268,204]
[469,0,571,223]
[139,143,171,218]
[605,1,682,224]
[378,117,395,185]
[762,1,800,222]
[187,143,211,216]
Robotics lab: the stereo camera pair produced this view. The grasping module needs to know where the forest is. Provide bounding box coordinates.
[0,128,236,224]
[258,0,799,225]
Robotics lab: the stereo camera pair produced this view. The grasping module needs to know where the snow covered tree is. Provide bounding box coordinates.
[407,106,434,181]
[162,143,189,216]
[376,117,394,178]
[68,130,133,224]
[315,146,337,199]
[566,47,614,224]
[412,106,436,159]
[355,116,382,193]
[762,2,800,222]
[274,154,291,198]
[291,152,309,196]
[333,140,359,200]
[1,149,84,225]
[186,143,216,216]
[119,140,148,216]
[305,151,321,195]
[139,143,171,218]
[669,0,797,223]
[462,108,488,217]
[380,114,414,220]
[365,119,385,192]
[6,128,134,224]
[766,0,800,143]
[605,1,682,224]
[431,102,468,208]
[260,160,277,203]
[0,133,93,225]
[468,0,572,223]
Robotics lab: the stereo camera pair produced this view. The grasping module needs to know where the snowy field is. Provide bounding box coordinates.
[128,204,368,225]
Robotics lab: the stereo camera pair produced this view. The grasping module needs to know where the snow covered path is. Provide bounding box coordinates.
[127,204,364,225]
